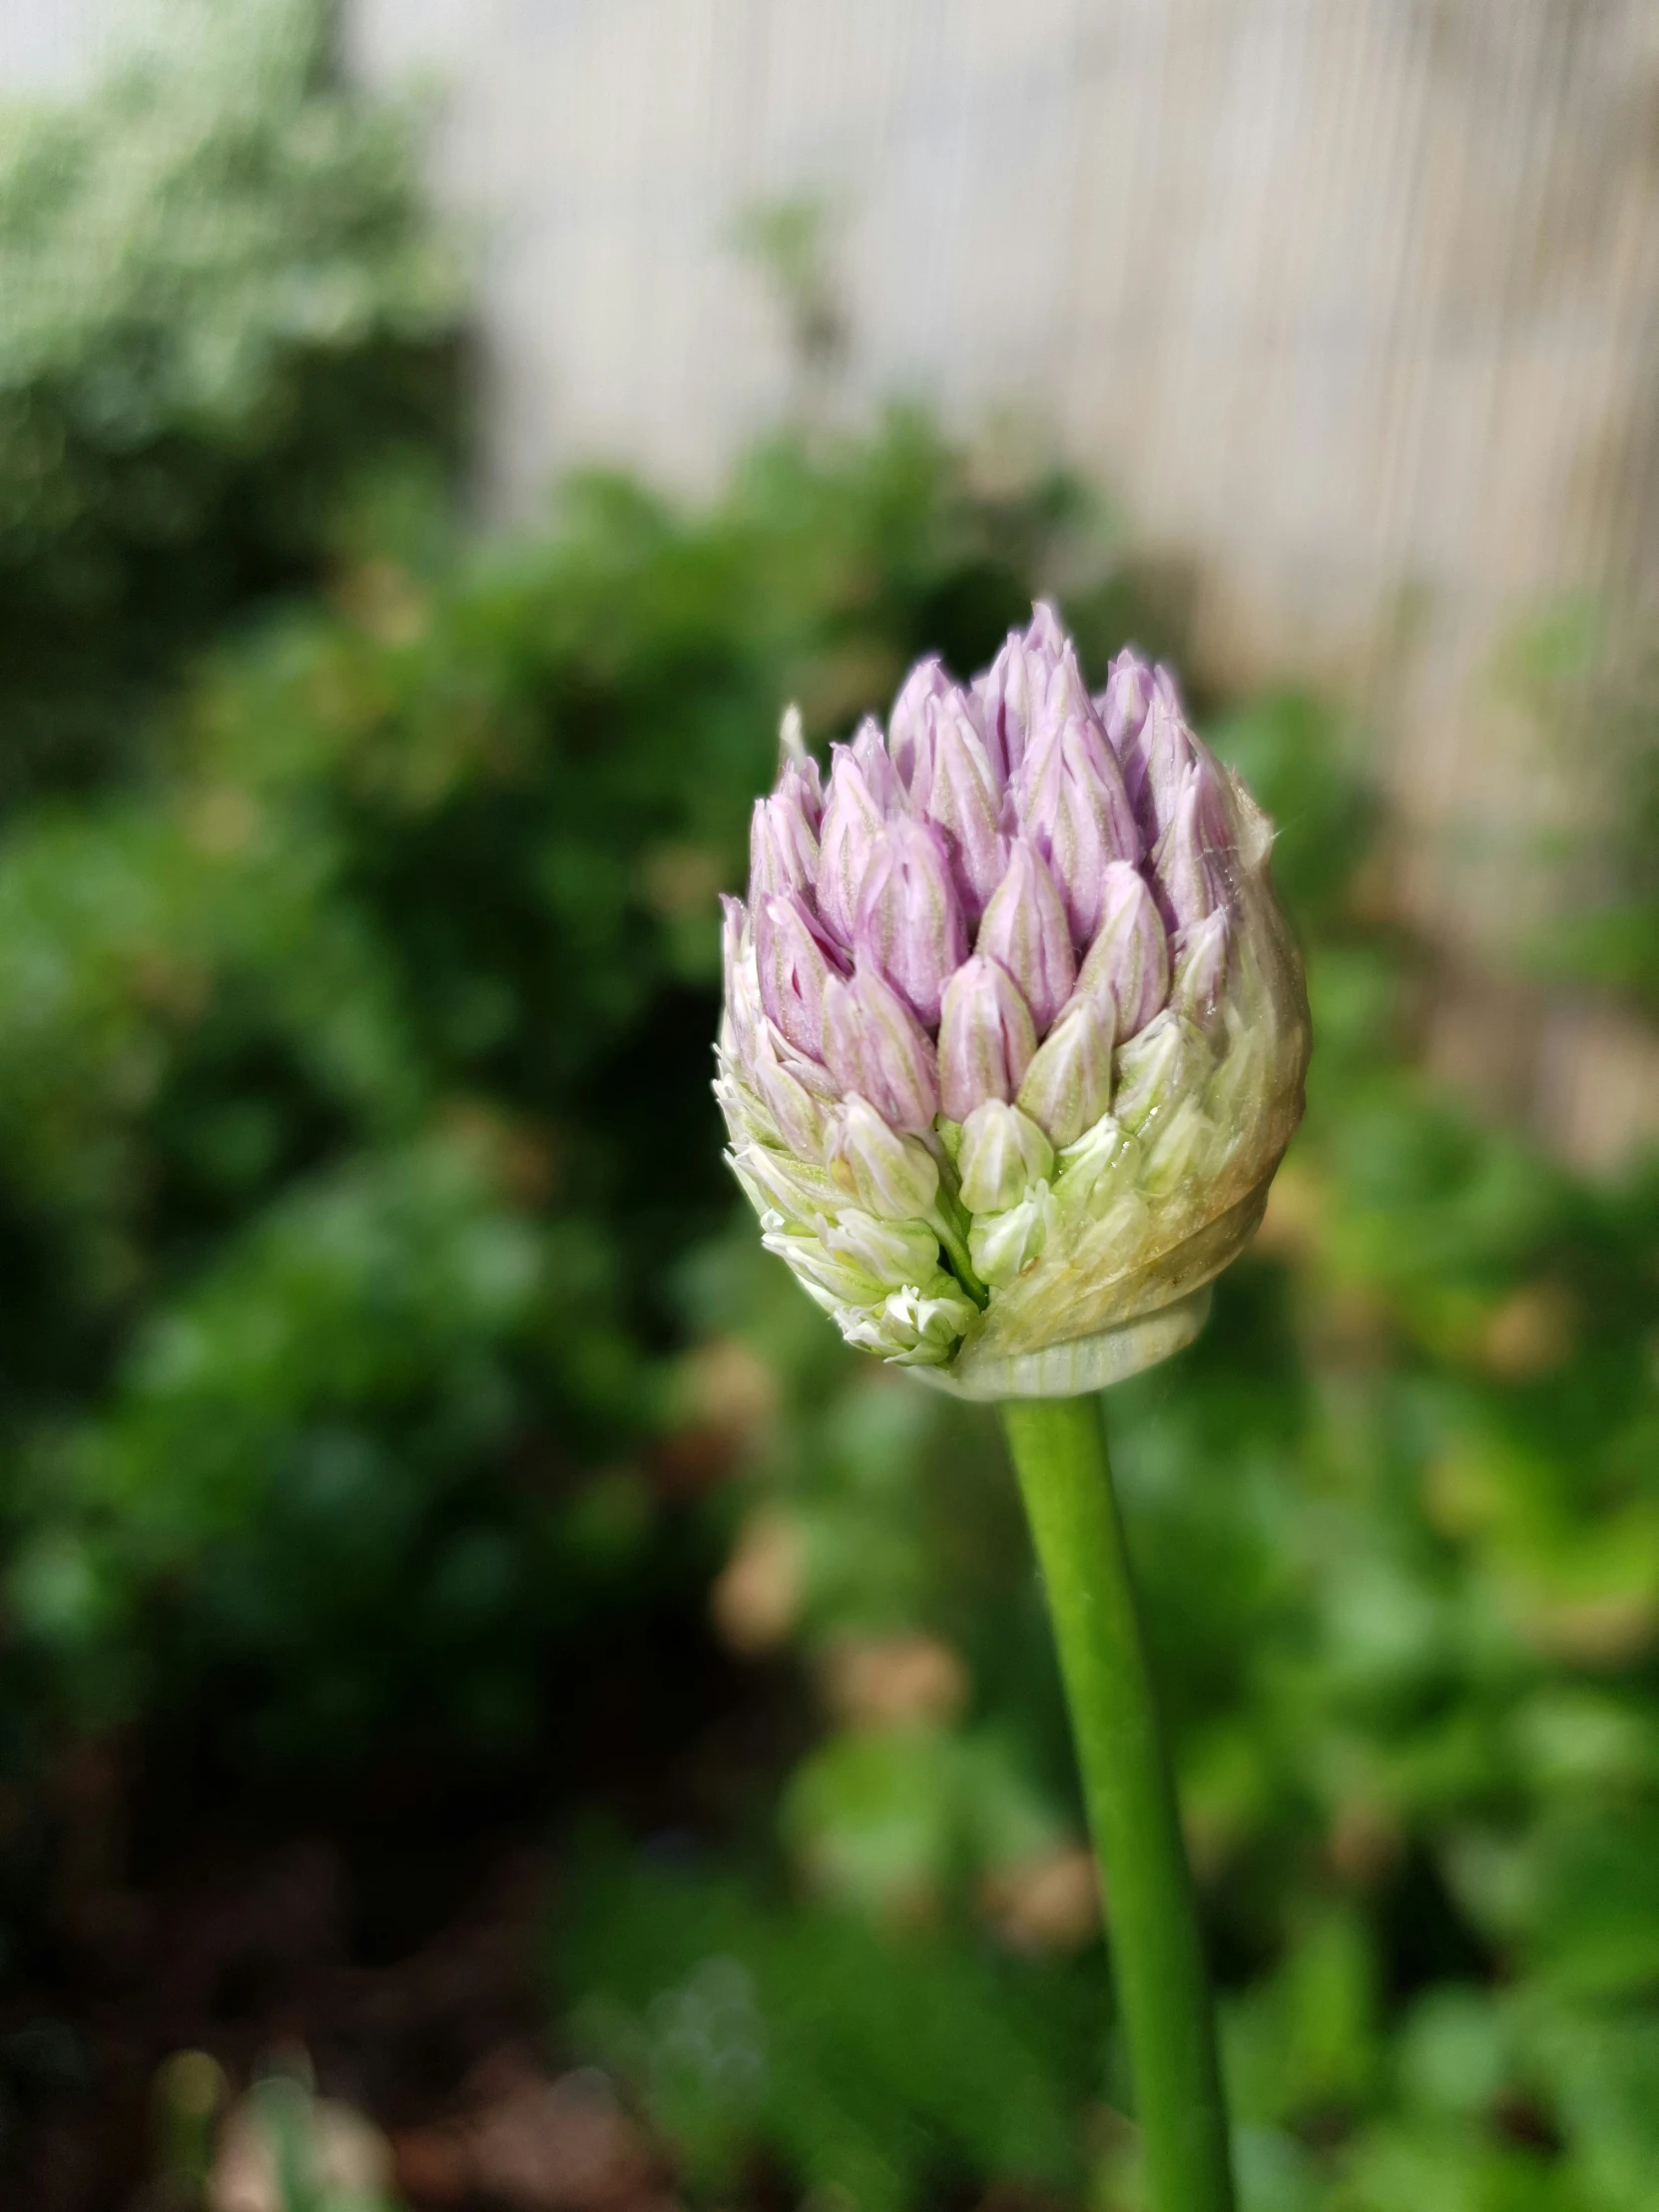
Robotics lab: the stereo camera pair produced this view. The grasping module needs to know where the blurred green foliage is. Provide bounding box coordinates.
[1,12,1656,2211]
[0,0,463,807]
[1500,597,1659,1014]
[0,375,1099,1768]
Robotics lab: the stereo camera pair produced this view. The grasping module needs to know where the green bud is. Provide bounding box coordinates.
[957,1101,1055,1214]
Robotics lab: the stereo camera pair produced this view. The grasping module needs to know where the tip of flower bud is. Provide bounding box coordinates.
[779,702,807,766]
[1026,601,1066,661]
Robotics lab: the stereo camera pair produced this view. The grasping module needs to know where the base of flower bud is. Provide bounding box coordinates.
[904,1285,1213,1402]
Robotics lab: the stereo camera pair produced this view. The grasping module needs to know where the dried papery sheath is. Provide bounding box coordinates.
[716,620,1309,1393]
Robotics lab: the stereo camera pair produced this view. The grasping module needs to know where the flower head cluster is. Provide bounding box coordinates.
[717,607,1309,1398]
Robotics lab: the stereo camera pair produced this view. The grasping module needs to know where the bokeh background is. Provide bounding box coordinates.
[0,2,1655,2207]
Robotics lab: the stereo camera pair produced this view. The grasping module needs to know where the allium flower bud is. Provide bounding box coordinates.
[1071,862,1169,1041]
[1152,758,1227,934]
[974,840,1074,1032]
[854,818,966,1024]
[888,657,951,790]
[833,1097,940,1220]
[1172,908,1231,1024]
[913,693,1008,923]
[717,608,1309,1388]
[1017,995,1115,1149]
[958,1100,1054,1214]
[818,728,890,943]
[755,890,844,1060]
[1126,673,1199,839]
[749,786,820,900]
[937,955,1037,1121]
[1014,655,1142,941]
[1098,648,1151,754]
[823,963,939,1134]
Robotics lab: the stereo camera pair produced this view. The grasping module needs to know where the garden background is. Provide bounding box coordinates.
[0,5,1655,2208]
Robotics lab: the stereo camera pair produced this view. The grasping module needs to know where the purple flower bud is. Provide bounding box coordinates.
[749,786,820,901]
[974,838,1075,1032]
[1130,679,1199,838]
[751,1024,834,1157]
[887,657,951,790]
[776,718,824,820]
[754,889,845,1061]
[833,1096,940,1219]
[818,737,889,945]
[1071,862,1170,1041]
[1013,669,1142,941]
[1016,995,1116,1149]
[1025,600,1068,663]
[849,713,902,813]
[1098,648,1153,752]
[937,954,1038,1122]
[768,1019,842,1097]
[913,693,1009,924]
[1172,907,1232,1021]
[822,963,940,1134]
[971,634,1035,786]
[1151,760,1226,933]
[854,817,966,1026]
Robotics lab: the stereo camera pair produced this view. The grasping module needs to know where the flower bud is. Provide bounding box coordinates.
[1098,648,1152,753]
[1130,677,1199,838]
[822,963,940,1134]
[971,634,1035,786]
[749,786,820,900]
[755,889,845,1060]
[780,743,824,826]
[822,1209,941,1287]
[751,1025,834,1158]
[1111,1009,1209,1136]
[842,1279,981,1367]
[974,839,1075,1031]
[854,818,966,1025]
[887,656,951,790]
[957,1099,1055,1214]
[1151,760,1225,933]
[832,1097,940,1219]
[1172,908,1231,1023]
[914,693,1009,923]
[719,607,1309,1393]
[937,955,1038,1122]
[1014,659,1142,939]
[1017,995,1115,1149]
[732,1141,845,1230]
[818,734,889,944]
[970,1182,1057,1285]
[850,713,902,811]
[1071,861,1170,1040]
[720,892,762,1065]
[970,602,1066,783]
[764,1227,889,1308]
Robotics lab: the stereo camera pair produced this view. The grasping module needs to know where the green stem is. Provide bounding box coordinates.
[999,1394,1235,2212]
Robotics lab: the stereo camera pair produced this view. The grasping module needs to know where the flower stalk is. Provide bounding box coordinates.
[718,608,1306,2212]
[1001,1393,1235,2212]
